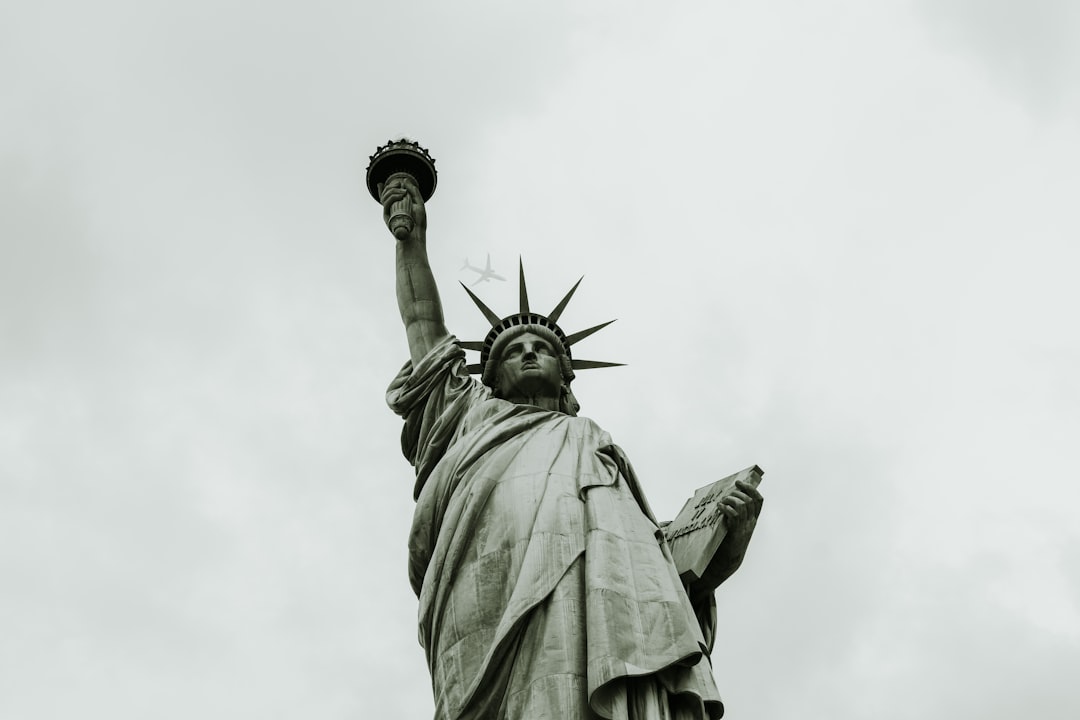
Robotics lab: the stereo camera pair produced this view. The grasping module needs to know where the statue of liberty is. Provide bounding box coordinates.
[369,140,763,720]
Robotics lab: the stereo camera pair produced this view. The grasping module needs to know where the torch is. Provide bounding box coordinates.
[365,139,438,240]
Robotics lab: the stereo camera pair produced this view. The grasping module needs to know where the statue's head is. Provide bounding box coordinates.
[461,260,622,416]
[484,325,579,416]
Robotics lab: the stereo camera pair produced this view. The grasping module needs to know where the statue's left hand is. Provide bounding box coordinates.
[691,479,763,599]
[719,479,763,544]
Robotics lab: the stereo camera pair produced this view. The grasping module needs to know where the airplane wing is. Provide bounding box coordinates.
[462,254,505,282]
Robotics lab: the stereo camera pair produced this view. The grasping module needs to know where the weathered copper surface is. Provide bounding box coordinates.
[370,144,763,719]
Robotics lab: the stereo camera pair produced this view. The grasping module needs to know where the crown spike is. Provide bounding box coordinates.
[570,359,626,370]
[518,257,530,314]
[565,319,617,347]
[459,340,485,351]
[548,276,584,324]
[460,282,502,326]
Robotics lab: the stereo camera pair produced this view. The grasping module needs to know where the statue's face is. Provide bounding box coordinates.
[494,332,562,399]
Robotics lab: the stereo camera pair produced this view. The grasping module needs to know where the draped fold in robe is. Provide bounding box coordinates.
[388,337,724,720]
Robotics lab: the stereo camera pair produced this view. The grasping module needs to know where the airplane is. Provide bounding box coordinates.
[461,254,507,285]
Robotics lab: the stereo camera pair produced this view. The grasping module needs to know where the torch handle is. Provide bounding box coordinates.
[386,171,416,240]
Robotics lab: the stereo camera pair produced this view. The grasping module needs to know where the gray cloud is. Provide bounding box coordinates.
[916,0,1080,116]
[3,1,1079,718]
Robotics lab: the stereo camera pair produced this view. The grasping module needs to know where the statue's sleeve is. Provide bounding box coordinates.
[599,444,718,656]
[386,335,486,499]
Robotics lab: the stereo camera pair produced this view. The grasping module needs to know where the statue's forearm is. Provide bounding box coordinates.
[691,546,742,601]
[687,526,752,604]
[396,238,449,366]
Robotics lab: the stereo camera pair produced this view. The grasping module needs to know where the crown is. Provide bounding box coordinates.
[365,138,438,202]
[461,259,624,381]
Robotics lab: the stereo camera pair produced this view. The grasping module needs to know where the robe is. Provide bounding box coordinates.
[387,337,724,720]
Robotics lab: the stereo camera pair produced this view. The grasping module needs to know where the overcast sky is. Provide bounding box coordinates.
[2,1,1078,718]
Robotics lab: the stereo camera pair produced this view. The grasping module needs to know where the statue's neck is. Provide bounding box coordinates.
[502,393,560,413]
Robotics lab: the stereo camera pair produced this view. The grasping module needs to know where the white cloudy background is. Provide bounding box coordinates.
[3,0,1078,717]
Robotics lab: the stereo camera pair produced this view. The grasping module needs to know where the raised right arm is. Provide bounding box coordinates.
[380,173,450,366]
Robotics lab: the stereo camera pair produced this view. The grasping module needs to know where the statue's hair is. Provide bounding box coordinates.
[484,324,580,416]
